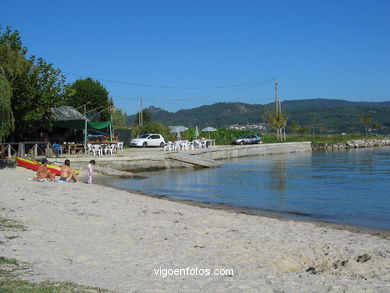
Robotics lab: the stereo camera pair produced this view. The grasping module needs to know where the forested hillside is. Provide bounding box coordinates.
[127,99,390,133]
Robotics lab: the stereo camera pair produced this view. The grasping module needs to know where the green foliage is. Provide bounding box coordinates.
[289,120,298,133]
[0,26,66,140]
[209,128,253,145]
[65,78,112,121]
[359,114,379,136]
[132,121,172,140]
[0,256,18,265]
[0,75,13,141]
[263,108,287,129]
[112,108,127,128]
[10,56,66,139]
[127,103,265,128]
[0,25,26,55]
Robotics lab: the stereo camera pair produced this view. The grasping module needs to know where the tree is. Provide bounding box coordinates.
[112,108,127,128]
[372,121,381,132]
[308,117,317,134]
[289,120,299,133]
[0,74,13,141]
[334,121,342,133]
[319,125,328,134]
[10,56,66,139]
[133,109,151,125]
[65,78,112,121]
[263,108,287,140]
[1,26,66,140]
[359,114,373,136]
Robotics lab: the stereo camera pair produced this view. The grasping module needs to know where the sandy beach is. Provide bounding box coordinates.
[0,166,389,292]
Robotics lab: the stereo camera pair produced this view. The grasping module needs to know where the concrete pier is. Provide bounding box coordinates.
[48,142,312,171]
[167,153,220,168]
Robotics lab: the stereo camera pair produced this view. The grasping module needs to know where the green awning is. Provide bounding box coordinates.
[88,121,111,129]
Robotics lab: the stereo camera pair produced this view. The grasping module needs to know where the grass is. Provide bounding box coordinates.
[0,256,18,266]
[0,279,110,292]
[0,256,110,292]
[0,216,26,232]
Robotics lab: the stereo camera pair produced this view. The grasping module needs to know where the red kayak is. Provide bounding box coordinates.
[16,157,79,176]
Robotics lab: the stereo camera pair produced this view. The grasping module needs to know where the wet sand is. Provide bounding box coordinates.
[0,167,389,292]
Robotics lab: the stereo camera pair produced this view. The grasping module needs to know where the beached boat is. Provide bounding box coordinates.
[16,157,79,176]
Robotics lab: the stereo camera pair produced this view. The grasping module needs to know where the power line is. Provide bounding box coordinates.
[109,80,273,103]
[63,72,275,90]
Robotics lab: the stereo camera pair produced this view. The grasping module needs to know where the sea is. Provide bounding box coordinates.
[97,147,390,230]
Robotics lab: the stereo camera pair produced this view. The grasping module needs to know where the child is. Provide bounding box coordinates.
[87,160,96,184]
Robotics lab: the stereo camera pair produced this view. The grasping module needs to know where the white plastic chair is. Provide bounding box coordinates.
[117,141,124,152]
[164,142,173,151]
[181,140,189,151]
[93,144,102,156]
[87,143,95,155]
[104,144,116,155]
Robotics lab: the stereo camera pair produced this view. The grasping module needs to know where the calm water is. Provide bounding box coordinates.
[97,147,390,230]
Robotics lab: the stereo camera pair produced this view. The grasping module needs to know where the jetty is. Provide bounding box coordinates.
[166,153,220,168]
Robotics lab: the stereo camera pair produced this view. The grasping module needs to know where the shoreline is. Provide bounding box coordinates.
[92,178,390,240]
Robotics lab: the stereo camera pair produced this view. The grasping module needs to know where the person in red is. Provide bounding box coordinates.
[36,158,55,180]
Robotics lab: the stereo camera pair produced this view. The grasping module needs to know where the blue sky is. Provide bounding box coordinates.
[1,0,389,114]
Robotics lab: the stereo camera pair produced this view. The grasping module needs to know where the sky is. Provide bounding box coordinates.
[1,0,389,114]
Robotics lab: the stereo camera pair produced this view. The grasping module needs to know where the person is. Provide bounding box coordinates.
[36,158,56,180]
[87,160,96,184]
[60,159,78,182]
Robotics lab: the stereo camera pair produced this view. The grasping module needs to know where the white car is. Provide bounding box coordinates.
[130,133,165,148]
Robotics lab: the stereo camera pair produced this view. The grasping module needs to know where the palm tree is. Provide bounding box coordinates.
[359,115,372,136]
[264,109,288,141]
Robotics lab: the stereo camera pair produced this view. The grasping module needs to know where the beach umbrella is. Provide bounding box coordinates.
[195,126,199,139]
[170,125,188,139]
[201,126,217,138]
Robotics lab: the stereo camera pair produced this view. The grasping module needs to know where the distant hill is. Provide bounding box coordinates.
[127,99,390,133]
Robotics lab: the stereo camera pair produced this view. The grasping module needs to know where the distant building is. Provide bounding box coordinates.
[228,123,268,131]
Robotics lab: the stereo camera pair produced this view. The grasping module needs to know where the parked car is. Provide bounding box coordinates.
[130,134,165,148]
[232,134,262,145]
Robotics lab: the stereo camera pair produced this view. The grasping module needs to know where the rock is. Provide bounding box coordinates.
[306,267,316,274]
[333,260,348,269]
[357,254,372,263]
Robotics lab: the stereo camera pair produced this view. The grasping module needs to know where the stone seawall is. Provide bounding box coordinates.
[53,142,312,172]
[193,142,312,161]
[312,139,390,151]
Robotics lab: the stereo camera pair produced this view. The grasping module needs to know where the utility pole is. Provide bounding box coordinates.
[274,78,279,114]
[110,105,114,142]
[274,78,280,140]
[84,104,87,153]
[274,78,285,140]
[137,98,143,126]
